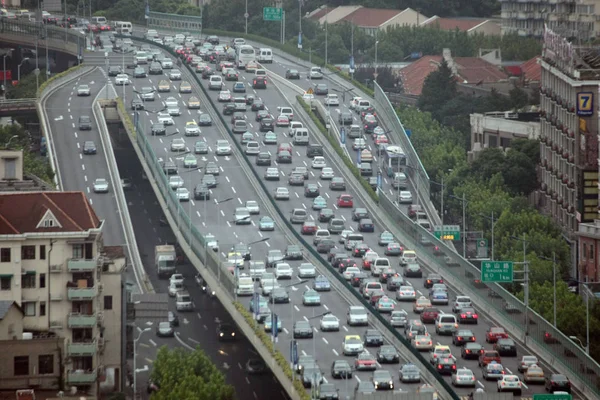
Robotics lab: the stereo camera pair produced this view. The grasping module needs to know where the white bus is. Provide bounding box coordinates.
[236,44,256,69]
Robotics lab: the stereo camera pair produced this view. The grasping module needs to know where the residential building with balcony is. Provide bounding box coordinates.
[0,149,54,192]
[420,16,502,36]
[537,27,600,261]
[0,191,125,396]
[499,0,599,39]
[578,220,600,280]
[470,111,541,153]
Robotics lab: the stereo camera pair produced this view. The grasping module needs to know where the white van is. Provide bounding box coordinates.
[233,38,246,48]
[236,274,254,296]
[290,208,307,224]
[257,48,273,63]
[372,258,391,276]
[356,99,371,114]
[289,121,303,136]
[91,16,107,25]
[115,21,132,34]
[435,314,458,335]
[176,291,193,311]
[345,233,364,250]
[293,128,309,145]
[209,75,223,90]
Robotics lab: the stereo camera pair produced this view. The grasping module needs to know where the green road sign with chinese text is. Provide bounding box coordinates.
[533,394,572,400]
[263,7,282,21]
[481,261,513,283]
[433,225,461,241]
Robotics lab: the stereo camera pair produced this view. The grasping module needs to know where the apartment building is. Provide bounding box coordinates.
[421,16,502,36]
[0,149,55,192]
[0,191,125,395]
[470,111,541,151]
[499,0,600,39]
[538,27,600,262]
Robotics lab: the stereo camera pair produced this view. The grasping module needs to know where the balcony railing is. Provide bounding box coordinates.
[67,341,98,356]
[66,369,97,384]
[67,258,99,272]
[68,313,97,328]
[67,286,97,300]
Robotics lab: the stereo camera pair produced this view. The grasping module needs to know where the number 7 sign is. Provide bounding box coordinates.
[577,92,593,116]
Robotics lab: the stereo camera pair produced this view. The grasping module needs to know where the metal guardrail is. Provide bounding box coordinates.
[0,18,86,55]
[0,98,37,111]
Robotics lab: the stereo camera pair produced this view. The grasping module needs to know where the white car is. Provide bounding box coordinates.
[320,314,340,331]
[209,75,223,90]
[320,167,334,180]
[311,156,326,169]
[77,84,91,96]
[452,296,472,313]
[169,273,184,287]
[185,122,200,136]
[452,368,477,387]
[398,191,413,204]
[309,67,323,79]
[275,263,293,279]
[343,266,360,280]
[350,97,362,110]
[93,178,109,193]
[169,175,184,189]
[157,112,174,126]
[169,69,182,80]
[161,59,173,69]
[245,200,260,214]
[205,233,219,251]
[396,285,416,301]
[324,94,339,106]
[218,90,232,102]
[215,140,232,155]
[497,375,522,395]
[165,96,179,108]
[275,187,289,200]
[170,138,186,152]
[353,138,367,150]
[342,337,364,356]
[339,229,353,244]
[167,106,181,116]
[115,74,130,85]
[245,141,260,155]
[347,306,368,326]
[176,187,190,201]
[298,263,316,278]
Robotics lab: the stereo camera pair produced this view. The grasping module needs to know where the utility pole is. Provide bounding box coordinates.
[462,192,466,257]
[552,252,557,328]
[324,22,328,66]
[440,176,445,224]
[298,0,303,49]
[350,22,354,79]
[523,236,530,336]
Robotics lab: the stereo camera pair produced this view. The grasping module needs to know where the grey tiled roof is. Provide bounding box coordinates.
[0,300,15,319]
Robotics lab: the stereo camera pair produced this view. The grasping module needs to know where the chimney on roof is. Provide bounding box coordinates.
[442,48,457,75]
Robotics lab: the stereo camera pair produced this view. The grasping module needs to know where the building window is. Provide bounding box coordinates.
[104,295,113,310]
[591,244,595,261]
[39,273,46,288]
[72,244,83,259]
[0,276,10,290]
[40,301,46,316]
[22,302,35,316]
[22,274,35,289]
[14,356,29,376]
[38,355,53,374]
[0,248,10,262]
[583,243,588,260]
[21,246,35,260]
[40,245,46,260]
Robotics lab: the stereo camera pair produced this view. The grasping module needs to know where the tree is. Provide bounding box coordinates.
[418,60,456,121]
[0,124,54,184]
[509,86,529,109]
[150,346,235,400]
[7,69,48,100]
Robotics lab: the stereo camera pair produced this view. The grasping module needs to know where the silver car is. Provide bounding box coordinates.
[176,187,190,201]
[215,140,232,155]
[93,178,109,193]
[165,96,179,108]
[169,69,182,80]
[452,368,476,387]
[245,200,260,214]
[297,263,316,278]
[169,175,184,189]
[275,187,289,200]
[77,84,91,96]
[170,138,186,152]
[157,111,174,125]
[234,207,251,225]
[319,314,340,332]
[264,167,280,180]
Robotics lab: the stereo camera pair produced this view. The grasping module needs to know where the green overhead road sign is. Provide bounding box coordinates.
[433,225,461,241]
[263,7,282,21]
[533,394,572,400]
[481,261,514,283]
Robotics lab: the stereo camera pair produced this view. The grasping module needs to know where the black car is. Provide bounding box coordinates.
[245,359,266,374]
[202,174,217,188]
[194,184,210,200]
[306,143,323,158]
[82,141,97,155]
[256,110,270,122]
[404,263,423,278]
[108,65,122,76]
[452,329,476,346]
[270,287,290,303]
[334,258,357,272]
[314,83,328,95]
[149,61,163,74]
[168,311,179,327]
[319,208,335,222]
[286,69,300,79]
[358,218,375,233]
[364,329,384,347]
[424,273,443,288]
[222,103,236,115]
[207,35,220,45]
[494,338,517,356]
[352,208,369,221]
[202,68,215,79]
[198,113,212,126]
[131,98,144,110]
[461,342,484,360]
[251,99,265,111]
[398,363,421,383]
[434,357,456,375]
[260,118,274,132]
[351,272,369,287]
[304,184,320,198]
[293,321,313,339]
[338,112,353,125]
[253,76,267,89]
[217,323,236,341]
[359,162,373,176]
[256,152,271,166]
[376,345,400,364]
[372,370,394,391]
[458,307,479,324]
[355,382,376,395]
[78,115,92,130]
[330,360,352,379]
[545,374,571,393]
[277,150,292,163]
[386,276,405,291]
[363,117,378,133]
[302,365,323,388]
[285,245,303,260]
[318,383,339,399]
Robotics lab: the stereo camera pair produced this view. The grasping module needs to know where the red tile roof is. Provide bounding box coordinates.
[0,192,100,234]
[521,56,541,82]
[341,8,402,28]
[308,7,333,21]
[399,56,443,96]
[454,57,509,84]
[425,17,487,32]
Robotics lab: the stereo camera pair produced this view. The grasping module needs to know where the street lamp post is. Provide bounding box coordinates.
[374,39,379,81]
[244,0,248,34]
[234,237,270,300]
[2,54,8,92]
[4,135,19,149]
[133,326,152,398]
[298,0,303,49]
[215,197,234,284]
[324,21,328,66]
[17,58,29,82]
[449,193,467,256]
[509,235,530,336]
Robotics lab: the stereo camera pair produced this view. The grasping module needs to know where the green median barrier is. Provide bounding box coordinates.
[37,64,85,97]
[295,95,379,204]
[203,28,374,97]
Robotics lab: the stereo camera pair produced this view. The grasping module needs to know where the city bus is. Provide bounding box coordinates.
[236,44,256,69]
[382,145,406,177]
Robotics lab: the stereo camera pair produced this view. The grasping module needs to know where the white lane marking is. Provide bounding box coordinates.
[84,175,87,182]
[332,349,339,356]
[343,326,348,331]
[232,187,236,193]
[323,304,329,310]
[149,339,157,347]
[283,328,289,334]
[81,165,85,171]
[322,337,329,345]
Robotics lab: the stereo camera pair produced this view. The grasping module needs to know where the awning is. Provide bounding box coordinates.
[0,274,13,278]
[23,271,36,275]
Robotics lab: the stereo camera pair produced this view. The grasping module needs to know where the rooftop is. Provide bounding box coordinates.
[398,56,443,96]
[0,192,101,235]
[104,245,126,260]
[454,57,509,84]
[0,301,20,319]
[521,56,541,83]
[341,7,402,27]
[422,16,488,32]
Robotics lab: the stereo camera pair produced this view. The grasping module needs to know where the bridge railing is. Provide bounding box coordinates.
[0,98,37,108]
[0,18,86,52]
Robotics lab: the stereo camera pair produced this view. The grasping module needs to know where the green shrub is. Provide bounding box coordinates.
[296,96,379,203]
[116,98,136,138]
[233,302,310,400]
[37,64,85,97]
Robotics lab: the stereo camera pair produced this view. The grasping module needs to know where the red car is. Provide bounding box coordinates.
[485,327,509,343]
[278,143,292,154]
[354,353,377,371]
[420,307,440,324]
[337,194,353,208]
[301,221,318,235]
[458,308,479,324]
[375,134,388,145]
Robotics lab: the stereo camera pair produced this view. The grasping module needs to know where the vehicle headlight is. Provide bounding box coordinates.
[219,333,223,337]
[231,332,235,336]
[389,381,393,385]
